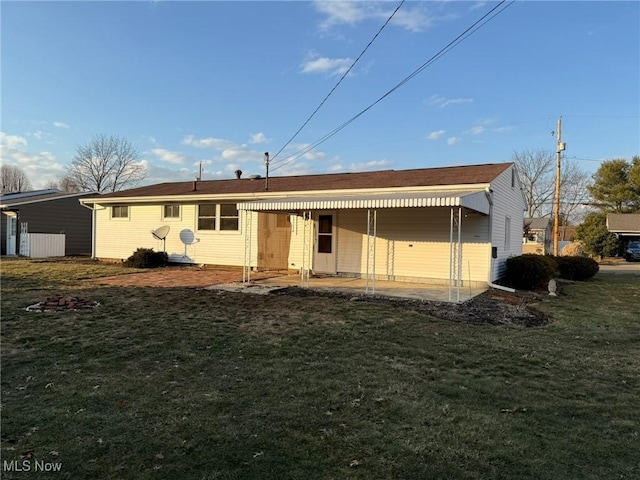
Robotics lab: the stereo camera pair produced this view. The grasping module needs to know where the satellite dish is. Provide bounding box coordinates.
[179,229,196,259]
[179,229,195,245]
[151,225,170,252]
[152,225,170,241]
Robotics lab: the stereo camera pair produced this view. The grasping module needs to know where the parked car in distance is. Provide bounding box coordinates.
[625,241,640,262]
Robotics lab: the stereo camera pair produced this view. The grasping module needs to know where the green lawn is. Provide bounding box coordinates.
[1,258,639,479]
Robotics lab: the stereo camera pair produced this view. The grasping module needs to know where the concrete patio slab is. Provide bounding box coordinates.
[252,274,487,303]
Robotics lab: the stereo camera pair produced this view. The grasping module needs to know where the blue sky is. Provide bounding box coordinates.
[1,0,639,190]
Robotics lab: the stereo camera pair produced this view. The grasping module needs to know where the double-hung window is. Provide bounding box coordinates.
[197,204,239,231]
[163,204,180,219]
[112,205,129,219]
[220,204,239,231]
[198,205,217,230]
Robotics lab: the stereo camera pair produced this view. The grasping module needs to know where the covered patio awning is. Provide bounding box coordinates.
[237,190,490,215]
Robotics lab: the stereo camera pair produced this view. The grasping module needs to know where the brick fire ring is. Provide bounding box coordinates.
[26,294,100,312]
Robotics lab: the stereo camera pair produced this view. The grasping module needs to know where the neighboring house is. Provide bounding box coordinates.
[606,213,640,244]
[1,190,96,256]
[522,217,552,255]
[80,163,525,287]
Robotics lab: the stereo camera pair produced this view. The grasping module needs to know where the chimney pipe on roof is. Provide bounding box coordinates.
[192,180,197,192]
[234,169,243,179]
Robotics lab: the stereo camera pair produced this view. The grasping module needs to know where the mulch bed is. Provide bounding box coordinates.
[273,287,551,327]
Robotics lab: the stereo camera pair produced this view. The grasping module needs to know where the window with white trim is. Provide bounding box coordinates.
[112,205,129,219]
[198,204,217,230]
[197,204,239,231]
[219,204,239,231]
[163,204,180,219]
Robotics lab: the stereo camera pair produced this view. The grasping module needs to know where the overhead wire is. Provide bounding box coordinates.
[270,0,406,163]
[271,0,515,173]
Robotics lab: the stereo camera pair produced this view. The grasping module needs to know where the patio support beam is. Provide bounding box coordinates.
[242,210,252,283]
[301,210,312,288]
[448,207,463,302]
[366,208,377,294]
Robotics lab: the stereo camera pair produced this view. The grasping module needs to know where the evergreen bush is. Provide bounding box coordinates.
[124,248,168,268]
[504,254,557,290]
[554,256,599,281]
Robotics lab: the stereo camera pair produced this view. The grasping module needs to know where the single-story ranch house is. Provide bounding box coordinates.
[80,163,525,289]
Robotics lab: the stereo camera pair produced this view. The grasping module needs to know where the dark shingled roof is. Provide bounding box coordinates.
[607,214,640,233]
[92,163,513,200]
[524,217,551,230]
[0,190,96,207]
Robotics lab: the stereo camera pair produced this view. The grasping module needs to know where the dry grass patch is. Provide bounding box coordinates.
[1,259,639,479]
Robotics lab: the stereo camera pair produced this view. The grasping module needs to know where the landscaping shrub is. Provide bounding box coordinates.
[124,248,168,268]
[504,254,557,290]
[554,255,599,281]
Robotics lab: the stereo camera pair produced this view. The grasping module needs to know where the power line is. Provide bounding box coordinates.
[270,0,406,163]
[271,0,515,173]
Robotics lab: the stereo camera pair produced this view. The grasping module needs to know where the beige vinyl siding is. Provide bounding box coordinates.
[287,213,312,271]
[287,207,490,285]
[336,208,489,284]
[94,203,258,265]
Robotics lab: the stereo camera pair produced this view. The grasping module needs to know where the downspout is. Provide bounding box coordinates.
[485,189,516,293]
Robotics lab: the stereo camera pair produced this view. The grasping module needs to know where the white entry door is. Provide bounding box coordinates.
[6,214,17,255]
[314,212,336,274]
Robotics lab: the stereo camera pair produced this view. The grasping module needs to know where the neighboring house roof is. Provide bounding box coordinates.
[0,189,59,202]
[524,217,551,230]
[559,225,577,240]
[607,213,640,234]
[85,163,513,202]
[0,191,98,209]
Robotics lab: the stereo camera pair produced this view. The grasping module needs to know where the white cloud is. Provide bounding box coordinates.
[53,121,70,129]
[327,163,344,172]
[0,132,28,149]
[427,95,473,108]
[182,135,234,150]
[427,130,446,140]
[0,132,66,189]
[151,148,187,165]
[465,118,512,135]
[447,137,461,145]
[313,1,436,33]
[348,159,392,171]
[313,1,366,28]
[249,132,267,144]
[470,2,488,11]
[300,55,353,76]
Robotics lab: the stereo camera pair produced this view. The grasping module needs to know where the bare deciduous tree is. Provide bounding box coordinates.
[513,148,591,226]
[1,164,33,193]
[558,160,592,227]
[66,134,147,192]
[44,175,83,193]
[512,148,556,218]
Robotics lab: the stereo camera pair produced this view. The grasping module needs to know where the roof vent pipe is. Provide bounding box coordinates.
[234,169,243,179]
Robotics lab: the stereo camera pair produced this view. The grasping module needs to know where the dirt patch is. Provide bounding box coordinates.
[272,287,551,327]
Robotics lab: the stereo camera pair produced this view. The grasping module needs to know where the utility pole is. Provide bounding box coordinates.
[553,117,566,256]
[264,152,270,190]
